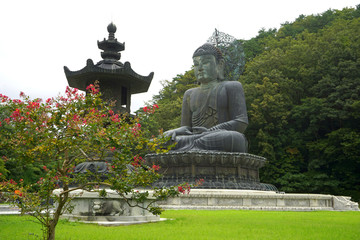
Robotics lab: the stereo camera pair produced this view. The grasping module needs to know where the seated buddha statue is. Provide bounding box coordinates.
[164,43,248,152]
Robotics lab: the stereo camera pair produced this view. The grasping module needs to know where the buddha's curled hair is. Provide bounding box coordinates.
[193,43,223,63]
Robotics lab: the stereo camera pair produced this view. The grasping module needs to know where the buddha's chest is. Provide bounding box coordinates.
[189,86,228,114]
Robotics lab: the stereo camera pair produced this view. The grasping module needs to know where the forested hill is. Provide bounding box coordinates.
[143,5,360,201]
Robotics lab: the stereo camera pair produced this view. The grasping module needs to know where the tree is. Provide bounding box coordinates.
[240,28,277,62]
[0,84,186,240]
[240,8,360,200]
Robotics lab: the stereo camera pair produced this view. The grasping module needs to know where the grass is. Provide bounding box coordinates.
[0,210,359,240]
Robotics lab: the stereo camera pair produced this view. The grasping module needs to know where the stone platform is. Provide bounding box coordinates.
[158,189,359,211]
[0,204,21,215]
[54,189,162,226]
[146,151,276,191]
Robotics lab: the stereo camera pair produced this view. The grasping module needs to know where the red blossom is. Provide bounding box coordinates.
[73,114,80,121]
[65,86,71,95]
[131,155,142,167]
[142,104,159,114]
[196,178,205,186]
[178,186,185,193]
[86,84,99,94]
[15,190,22,196]
[178,183,191,194]
[152,165,160,171]
[13,99,22,103]
[86,84,94,91]
[111,114,120,122]
[131,161,140,167]
[9,179,17,185]
[1,94,10,102]
[131,123,142,136]
[27,101,40,109]
[10,109,23,121]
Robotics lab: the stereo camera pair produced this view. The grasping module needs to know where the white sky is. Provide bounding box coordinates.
[0,0,358,112]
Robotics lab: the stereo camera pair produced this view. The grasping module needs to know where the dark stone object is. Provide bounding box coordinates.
[71,161,109,184]
[164,43,248,152]
[64,22,153,113]
[74,161,109,174]
[146,152,277,191]
[156,44,277,190]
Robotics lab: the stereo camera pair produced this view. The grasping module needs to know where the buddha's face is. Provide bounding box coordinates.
[193,55,218,84]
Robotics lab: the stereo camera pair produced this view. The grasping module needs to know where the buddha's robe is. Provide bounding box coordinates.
[172,81,248,152]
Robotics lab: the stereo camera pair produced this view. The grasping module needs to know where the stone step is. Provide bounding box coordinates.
[158,189,360,211]
[0,204,21,214]
[160,205,335,211]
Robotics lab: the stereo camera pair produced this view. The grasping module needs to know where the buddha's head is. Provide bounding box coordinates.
[193,43,224,83]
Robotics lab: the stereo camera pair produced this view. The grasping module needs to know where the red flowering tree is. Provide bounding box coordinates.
[0,84,185,240]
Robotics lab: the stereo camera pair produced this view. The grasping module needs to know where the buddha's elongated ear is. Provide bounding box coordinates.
[217,58,225,81]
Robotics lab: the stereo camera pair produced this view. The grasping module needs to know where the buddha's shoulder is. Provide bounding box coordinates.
[220,81,244,90]
[184,87,198,96]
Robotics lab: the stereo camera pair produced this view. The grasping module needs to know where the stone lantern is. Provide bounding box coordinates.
[59,23,159,225]
[64,22,153,113]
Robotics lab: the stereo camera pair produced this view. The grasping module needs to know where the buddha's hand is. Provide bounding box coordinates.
[164,126,193,141]
[192,127,209,134]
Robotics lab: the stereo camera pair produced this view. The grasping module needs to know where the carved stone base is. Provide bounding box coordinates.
[54,189,161,226]
[146,151,277,191]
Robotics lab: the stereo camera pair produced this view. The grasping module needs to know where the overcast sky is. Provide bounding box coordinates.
[0,0,358,112]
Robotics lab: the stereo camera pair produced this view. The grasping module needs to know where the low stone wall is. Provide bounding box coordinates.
[54,189,160,226]
[158,189,359,211]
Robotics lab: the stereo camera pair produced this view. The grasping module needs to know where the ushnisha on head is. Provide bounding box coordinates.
[193,43,224,63]
[193,43,225,82]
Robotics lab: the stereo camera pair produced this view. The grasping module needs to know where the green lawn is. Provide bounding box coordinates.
[0,210,359,240]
